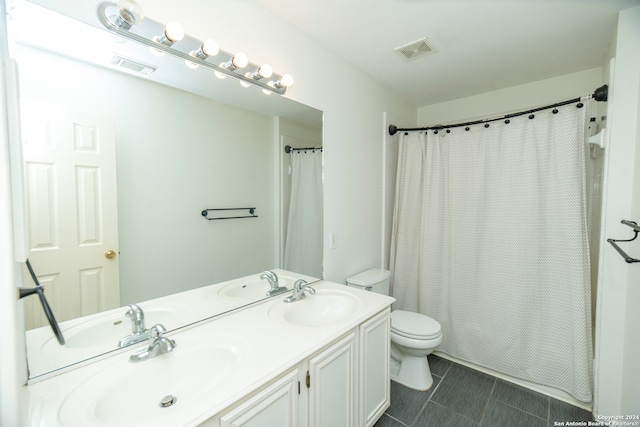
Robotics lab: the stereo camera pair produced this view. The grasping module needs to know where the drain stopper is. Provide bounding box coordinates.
[159,395,177,408]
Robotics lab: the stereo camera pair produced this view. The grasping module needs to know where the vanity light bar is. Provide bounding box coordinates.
[97,2,291,95]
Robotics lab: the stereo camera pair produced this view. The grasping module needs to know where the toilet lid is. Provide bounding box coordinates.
[391,310,442,340]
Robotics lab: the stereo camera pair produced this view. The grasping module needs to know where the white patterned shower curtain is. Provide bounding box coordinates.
[284,150,323,278]
[389,103,593,402]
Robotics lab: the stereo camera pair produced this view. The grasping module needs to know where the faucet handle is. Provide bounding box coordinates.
[260,270,278,281]
[295,279,316,295]
[149,323,167,339]
[151,324,176,352]
[126,303,144,319]
[125,304,146,334]
[148,324,168,348]
[284,280,315,303]
[293,279,307,291]
[130,324,174,362]
[260,270,280,292]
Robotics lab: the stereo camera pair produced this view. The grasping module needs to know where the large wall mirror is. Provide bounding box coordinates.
[9,0,323,379]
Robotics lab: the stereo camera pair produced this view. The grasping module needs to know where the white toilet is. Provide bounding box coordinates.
[346,268,442,391]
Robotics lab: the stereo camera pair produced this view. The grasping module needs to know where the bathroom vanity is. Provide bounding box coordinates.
[25,281,394,427]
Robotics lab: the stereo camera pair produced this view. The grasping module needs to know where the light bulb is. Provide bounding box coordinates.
[273,74,293,89]
[164,21,184,43]
[191,39,219,60]
[156,21,184,46]
[253,64,272,79]
[215,68,227,79]
[222,52,249,71]
[116,0,144,29]
[201,39,219,57]
[231,52,248,69]
[149,46,165,57]
[280,74,293,87]
[263,81,275,95]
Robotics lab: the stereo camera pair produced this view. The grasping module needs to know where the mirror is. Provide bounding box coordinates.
[9,0,323,379]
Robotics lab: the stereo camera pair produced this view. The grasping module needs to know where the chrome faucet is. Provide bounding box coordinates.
[129,324,176,363]
[284,279,316,303]
[118,304,149,348]
[260,270,288,297]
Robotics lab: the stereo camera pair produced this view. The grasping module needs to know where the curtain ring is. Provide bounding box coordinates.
[577,102,584,108]
[529,114,535,119]
[484,123,490,128]
[465,127,470,131]
[505,119,510,124]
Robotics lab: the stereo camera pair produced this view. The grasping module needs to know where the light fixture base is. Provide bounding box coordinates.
[97,1,289,95]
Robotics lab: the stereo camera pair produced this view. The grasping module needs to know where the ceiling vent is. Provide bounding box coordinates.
[394,37,437,61]
[110,55,156,75]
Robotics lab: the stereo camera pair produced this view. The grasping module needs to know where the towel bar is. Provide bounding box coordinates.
[201,207,258,221]
[607,220,640,264]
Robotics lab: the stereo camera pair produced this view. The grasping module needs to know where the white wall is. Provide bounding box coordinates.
[279,118,323,145]
[417,68,603,124]
[0,1,28,424]
[594,5,640,417]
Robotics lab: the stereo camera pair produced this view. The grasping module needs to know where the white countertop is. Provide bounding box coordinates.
[25,281,394,427]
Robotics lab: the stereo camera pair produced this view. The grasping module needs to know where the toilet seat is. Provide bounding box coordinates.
[391,310,441,340]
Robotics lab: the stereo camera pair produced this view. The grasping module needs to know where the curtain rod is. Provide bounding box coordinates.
[388,84,608,136]
[284,145,323,153]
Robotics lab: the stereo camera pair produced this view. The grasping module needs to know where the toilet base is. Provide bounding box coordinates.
[390,353,434,391]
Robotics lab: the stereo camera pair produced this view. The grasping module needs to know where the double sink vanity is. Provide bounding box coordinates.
[25,270,395,427]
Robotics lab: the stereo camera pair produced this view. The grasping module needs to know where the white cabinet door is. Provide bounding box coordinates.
[360,308,391,427]
[307,332,357,427]
[217,369,299,427]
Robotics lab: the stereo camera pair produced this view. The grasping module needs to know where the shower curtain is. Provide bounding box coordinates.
[389,103,593,402]
[284,150,323,278]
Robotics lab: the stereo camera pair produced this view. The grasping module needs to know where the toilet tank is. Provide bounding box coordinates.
[346,268,391,295]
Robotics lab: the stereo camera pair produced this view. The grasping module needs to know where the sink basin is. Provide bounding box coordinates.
[268,289,360,326]
[216,275,297,300]
[42,303,192,351]
[58,334,248,427]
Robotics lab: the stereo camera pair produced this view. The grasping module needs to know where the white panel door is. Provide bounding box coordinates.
[21,98,120,329]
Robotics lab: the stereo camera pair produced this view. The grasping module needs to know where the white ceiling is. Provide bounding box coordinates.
[257,0,640,107]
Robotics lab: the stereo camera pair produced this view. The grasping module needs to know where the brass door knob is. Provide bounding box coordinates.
[105,250,117,259]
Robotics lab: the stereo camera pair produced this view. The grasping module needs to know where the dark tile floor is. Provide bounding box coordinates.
[375,355,594,427]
